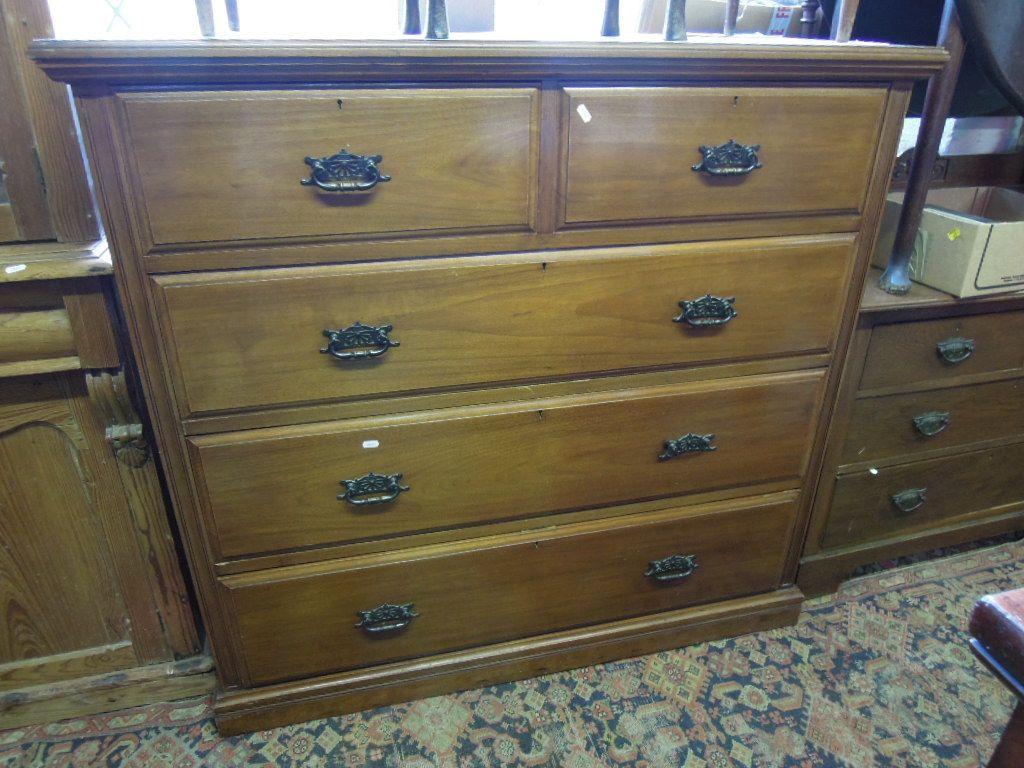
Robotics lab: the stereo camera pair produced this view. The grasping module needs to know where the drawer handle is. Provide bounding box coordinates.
[356,602,419,635]
[891,487,927,514]
[321,321,400,361]
[645,554,699,582]
[338,472,410,506]
[659,432,717,461]
[936,336,975,364]
[692,139,762,177]
[301,149,391,193]
[673,294,737,327]
[913,410,951,437]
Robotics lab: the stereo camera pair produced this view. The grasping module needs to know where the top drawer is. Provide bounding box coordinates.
[564,87,886,225]
[120,89,536,246]
[860,310,1024,391]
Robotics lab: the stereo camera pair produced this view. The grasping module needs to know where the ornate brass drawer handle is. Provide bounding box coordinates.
[321,322,400,361]
[355,603,419,635]
[692,140,762,176]
[936,336,975,364]
[645,554,699,582]
[301,149,391,192]
[913,410,951,437]
[659,432,717,461]
[338,472,410,506]
[673,294,737,327]
[891,487,927,514]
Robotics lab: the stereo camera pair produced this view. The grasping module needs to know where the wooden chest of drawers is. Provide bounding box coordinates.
[800,271,1024,595]
[34,38,944,733]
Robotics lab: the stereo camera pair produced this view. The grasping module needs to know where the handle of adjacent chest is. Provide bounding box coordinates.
[321,322,400,361]
[673,294,737,327]
[891,487,927,514]
[645,554,699,582]
[692,139,762,176]
[301,149,391,192]
[913,411,951,437]
[338,472,410,506]
[936,336,974,364]
[355,603,419,634]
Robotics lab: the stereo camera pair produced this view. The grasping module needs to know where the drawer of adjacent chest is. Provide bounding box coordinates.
[222,495,796,686]
[190,370,823,560]
[841,378,1024,465]
[859,311,1024,391]
[119,89,535,246]
[156,236,852,416]
[822,442,1024,549]
[563,87,886,226]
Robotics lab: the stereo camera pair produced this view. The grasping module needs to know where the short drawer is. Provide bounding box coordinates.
[841,378,1024,465]
[564,87,885,225]
[0,283,75,367]
[157,236,852,415]
[120,89,535,246]
[823,442,1024,549]
[191,370,823,559]
[224,495,796,685]
[859,311,1024,391]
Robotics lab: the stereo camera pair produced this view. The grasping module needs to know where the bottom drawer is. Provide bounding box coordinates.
[224,494,796,686]
[824,442,1024,549]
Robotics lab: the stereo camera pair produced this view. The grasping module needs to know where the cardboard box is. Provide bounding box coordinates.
[874,186,1024,298]
[639,0,806,37]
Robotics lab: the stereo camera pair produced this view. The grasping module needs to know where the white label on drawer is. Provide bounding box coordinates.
[576,103,593,124]
[362,439,380,449]
[4,264,26,274]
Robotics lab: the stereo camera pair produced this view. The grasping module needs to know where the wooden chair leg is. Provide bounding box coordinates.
[988,701,1024,767]
[830,0,860,42]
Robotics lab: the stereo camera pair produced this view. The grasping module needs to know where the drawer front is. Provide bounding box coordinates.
[0,283,75,366]
[823,442,1024,549]
[158,236,852,415]
[224,496,795,685]
[841,378,1024,465]
[564,87,885,225]
[860,311,1024,391]
[192,371,823,559]
[121,89,535,246]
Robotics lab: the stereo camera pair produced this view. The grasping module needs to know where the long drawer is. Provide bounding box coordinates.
[841,378,1024,465]
[191,370,824,559]
[823,442,1024,549]
[223,495,796,685]
[859,310,1024,391]
[120,89,536,246]
[564,87,885,225]
[157,236,852,415]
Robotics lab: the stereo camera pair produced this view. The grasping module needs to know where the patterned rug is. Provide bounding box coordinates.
[4,539,1023,768]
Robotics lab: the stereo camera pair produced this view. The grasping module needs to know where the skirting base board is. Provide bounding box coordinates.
[798,510,1024,598]
[215,586,803,735]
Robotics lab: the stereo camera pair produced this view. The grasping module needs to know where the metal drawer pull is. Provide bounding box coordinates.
[913,410,951,437]
[645,554,699,582]
[338,472,409,506]
[936,336,975,364]
[692,139,762,176]
[301,149,391,192]
[356,603,419,634]
[659,432,717,461]
[891,487,927,514]
[673,294,737,327]
[321,322,400,360]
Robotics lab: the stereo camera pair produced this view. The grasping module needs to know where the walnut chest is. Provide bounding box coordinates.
[33,38,945,733]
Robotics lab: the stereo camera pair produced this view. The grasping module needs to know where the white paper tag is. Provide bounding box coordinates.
[4,264,26,274]
[362,439,380,449]
[576,103,592,123]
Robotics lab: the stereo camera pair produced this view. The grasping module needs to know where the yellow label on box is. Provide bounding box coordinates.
[947,228,962,242]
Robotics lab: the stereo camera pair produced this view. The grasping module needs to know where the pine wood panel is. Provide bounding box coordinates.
[157,236,852,416]
[192,370,823,559]
[859,311,1024,391]
[0,308,75,364]
[564,87,885,225]
[841,378,1024,465]
[224,496,796,685]
[823,442,1024,549]
[121,89,536,246]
